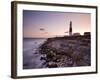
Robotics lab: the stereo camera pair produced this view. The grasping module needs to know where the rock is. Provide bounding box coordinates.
[42,61,47,65]
[47,62,58,68]
[34,52,38,54]
[47,51,56,59]
[72,51,83,60]
[40,57,46,60]
[66,58,73,66]
[76,59,89,66]
[39,36,91,67]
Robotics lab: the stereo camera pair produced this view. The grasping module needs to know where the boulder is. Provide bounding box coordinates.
[47,62,58,68]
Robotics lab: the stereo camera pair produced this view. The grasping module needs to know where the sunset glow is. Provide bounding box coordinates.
[23,10,91,38]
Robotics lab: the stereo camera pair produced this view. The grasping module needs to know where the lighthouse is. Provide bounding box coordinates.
[69,21,72,36]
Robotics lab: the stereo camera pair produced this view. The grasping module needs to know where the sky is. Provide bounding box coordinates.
[23,10,91,38]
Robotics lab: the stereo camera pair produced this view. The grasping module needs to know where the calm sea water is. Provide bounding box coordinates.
[23,38,47,69]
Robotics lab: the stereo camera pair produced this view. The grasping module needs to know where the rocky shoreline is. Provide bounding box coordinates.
[39,35,91,68]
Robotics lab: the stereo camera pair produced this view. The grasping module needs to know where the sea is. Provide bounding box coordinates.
[23,38,47,69]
